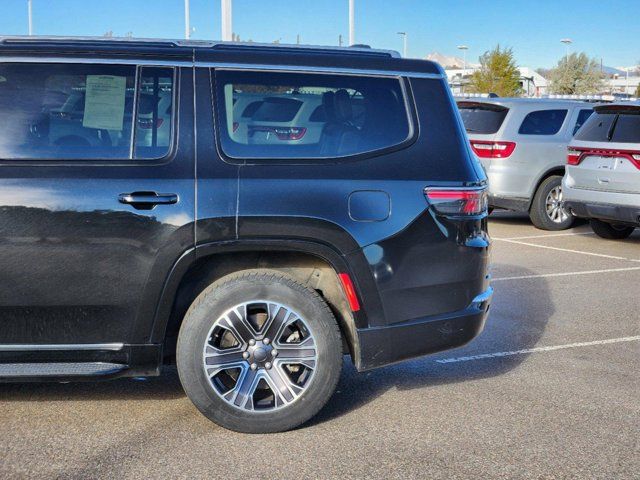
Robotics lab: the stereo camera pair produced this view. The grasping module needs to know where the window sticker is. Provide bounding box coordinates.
[83,75,127,131]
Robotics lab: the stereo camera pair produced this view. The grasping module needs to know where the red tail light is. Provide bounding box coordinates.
[567,148,582,165]
[470,140,516,158]
[249,126,307,141]
[567,147,640,169]
[138,118,164,130]
[425,187,488,215]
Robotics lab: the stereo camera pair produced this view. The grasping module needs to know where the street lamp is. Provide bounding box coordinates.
[397,32,407,58]
[560,38,572,62]
[457,45,469,93]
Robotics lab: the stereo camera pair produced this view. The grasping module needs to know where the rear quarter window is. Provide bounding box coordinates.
[610,114,640,143]
[518,109,568,135]
[573,112,616,142]
[457,103,508,134]
[214,69,413,161]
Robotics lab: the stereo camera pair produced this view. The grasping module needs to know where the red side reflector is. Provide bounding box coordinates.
[338,273,360,312]
[470,140,516,159]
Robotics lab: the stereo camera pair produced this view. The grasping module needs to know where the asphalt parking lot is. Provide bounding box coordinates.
[1,212,639,479]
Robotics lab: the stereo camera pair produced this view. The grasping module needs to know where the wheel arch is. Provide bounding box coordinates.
[528,166,566,210]
[149,240,366,366]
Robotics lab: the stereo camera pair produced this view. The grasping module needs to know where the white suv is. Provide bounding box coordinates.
[563,102,640,239]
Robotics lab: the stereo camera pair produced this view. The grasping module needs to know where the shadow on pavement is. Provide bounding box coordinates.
[309,263,553,426]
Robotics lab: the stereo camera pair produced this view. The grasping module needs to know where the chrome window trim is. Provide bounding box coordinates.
[0,343,124,352]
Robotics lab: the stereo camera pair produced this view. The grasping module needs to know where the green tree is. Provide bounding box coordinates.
[549,53,604,94]
[468,45,521,97]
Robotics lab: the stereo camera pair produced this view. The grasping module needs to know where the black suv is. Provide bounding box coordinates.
[0,37,492,433]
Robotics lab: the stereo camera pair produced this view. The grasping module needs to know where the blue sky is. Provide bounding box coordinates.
[0,0,637,68]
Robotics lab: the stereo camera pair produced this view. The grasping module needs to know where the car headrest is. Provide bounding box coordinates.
[322,91,336,122]
[334,89,352,123]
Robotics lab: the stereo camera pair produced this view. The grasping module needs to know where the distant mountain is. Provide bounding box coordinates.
[425,52,479,69]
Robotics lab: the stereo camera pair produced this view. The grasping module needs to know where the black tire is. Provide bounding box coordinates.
[529,175,574,231]
[176,269,343,433]
[589,219,635,240]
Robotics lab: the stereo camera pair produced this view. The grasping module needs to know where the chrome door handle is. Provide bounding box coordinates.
[118,191,178,210]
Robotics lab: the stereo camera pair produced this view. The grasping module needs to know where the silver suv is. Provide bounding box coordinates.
[457,98,593,230]
[563,102,640,239]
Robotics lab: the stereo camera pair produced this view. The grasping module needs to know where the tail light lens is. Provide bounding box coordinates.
[138,118,164,130]
[567,148,582,165]
[249,126,307,141]
[470,140,516,158]
[425,187,488,216]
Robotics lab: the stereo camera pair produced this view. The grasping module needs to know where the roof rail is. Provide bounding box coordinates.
[0,36,401,58]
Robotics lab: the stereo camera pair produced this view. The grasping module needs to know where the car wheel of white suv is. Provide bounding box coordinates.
[530,175,574,231]
[589,219,635,240]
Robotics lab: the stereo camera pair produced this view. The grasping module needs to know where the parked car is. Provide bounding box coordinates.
[0,36,492,433]
[457,98,593,230]
[563,101,640,239]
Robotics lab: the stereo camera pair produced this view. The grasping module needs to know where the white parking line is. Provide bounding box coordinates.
[496,232,595,241]
[435,336,640,364]
[491,266,640,282]
[493,237,640,262]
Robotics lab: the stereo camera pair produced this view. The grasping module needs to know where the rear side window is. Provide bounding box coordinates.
[215,69,412,160]
[458,102,508,134]
[573,112,616,142]
[573,109,593,136]
[610,114,640,143]
[518,109,568,135]
[0,63,174,160]
[574,109,640,143]
[252,97,302,122]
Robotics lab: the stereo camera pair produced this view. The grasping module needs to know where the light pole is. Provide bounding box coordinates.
[348,0,355,46]
[457,45,469,93]
[221,0,232,41]
[184,0,190,40]
[27,0,33,36]
[397,32,407,58]
[560,38,572,62]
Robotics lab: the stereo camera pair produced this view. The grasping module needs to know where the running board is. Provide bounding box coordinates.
[0,362,127,378]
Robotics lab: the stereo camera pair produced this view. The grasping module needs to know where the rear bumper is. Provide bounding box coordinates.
[565,200,640,226]
[562,181,640,226]
[355,287,492,371]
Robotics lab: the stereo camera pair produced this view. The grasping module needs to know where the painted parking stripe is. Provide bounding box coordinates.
[496,231,595,241]
[491,266,640,282]
[493,237,640,262]
[436,336,640,364]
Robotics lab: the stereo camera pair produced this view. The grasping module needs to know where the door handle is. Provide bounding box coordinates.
[118,191,178,210]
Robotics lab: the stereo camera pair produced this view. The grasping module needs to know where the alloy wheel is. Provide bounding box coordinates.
[202,301,317,412]
[545,185,569,224]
